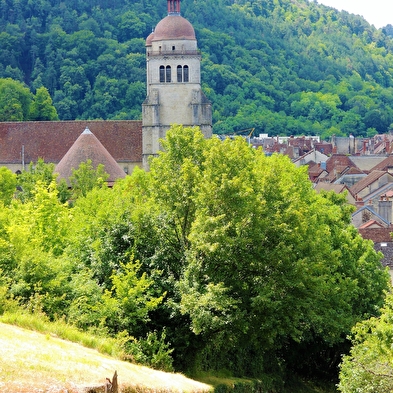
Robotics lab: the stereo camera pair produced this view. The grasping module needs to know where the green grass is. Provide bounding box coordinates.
[0,310,121,357]
[0,316,213,392]
[0,311,337,392]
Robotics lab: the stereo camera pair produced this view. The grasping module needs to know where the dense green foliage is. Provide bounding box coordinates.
[338,293,393,392]
[0,126,389,388]
[0,78,58,120]
[1,0,393,137]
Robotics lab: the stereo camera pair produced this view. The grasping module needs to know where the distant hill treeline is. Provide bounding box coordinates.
[1,0,393,138]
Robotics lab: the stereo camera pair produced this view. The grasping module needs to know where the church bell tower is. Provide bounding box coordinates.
[142,0,212,168]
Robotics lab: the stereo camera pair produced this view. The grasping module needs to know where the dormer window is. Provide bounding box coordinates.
[172,46,176,51]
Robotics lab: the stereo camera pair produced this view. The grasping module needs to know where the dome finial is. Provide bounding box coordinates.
[167,0,180,15]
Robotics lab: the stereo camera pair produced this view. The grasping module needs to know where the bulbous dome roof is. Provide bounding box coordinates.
[146,31,155,46]
[150,15,195,42]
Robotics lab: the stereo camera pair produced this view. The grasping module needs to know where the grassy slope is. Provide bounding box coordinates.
[0,322,212,393]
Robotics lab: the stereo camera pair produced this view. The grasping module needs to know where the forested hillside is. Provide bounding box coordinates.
[1,0,393,137]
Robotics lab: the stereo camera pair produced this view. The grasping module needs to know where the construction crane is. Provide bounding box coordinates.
[232,127,255,144]
[219,128,256,143]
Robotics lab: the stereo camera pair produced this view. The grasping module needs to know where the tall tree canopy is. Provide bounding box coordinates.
[0,79,58,121]
[338,293,393,392]
[0,126,390,384]
[146,126,390,377]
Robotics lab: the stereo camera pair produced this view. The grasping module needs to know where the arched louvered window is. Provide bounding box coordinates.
[166,65,171,82]
[177,65,183,82]
[183,65,189,82]
[160,66,165,82]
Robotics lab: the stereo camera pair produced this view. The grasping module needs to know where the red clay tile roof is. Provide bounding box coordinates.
[325,154,358,173]
[369,155,393,172]
[288,137,312,150]
[55,128,126,184]
[334,165,350,175]
[350,170,391,196]
[314,142,333,155]
[385,190,393,198]
[308,162,325,178]
[359,227,393,243]
[321,171,338,183]
[0,120,142,165]
[345,166,364,175]
[359,220,385,229]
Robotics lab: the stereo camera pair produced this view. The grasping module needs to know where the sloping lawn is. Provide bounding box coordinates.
[0,322,212,393]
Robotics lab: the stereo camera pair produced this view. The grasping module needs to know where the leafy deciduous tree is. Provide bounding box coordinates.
[338,293,393,393]
[69,159,109,199]
[0,167,17,205]
[29,86,59,120]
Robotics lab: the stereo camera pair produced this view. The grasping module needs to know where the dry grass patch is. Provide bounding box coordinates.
[0,322,212,393]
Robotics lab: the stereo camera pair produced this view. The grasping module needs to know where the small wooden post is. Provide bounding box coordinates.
[104,371,118,393]
[104,378,112,393]
[111,371,118,393]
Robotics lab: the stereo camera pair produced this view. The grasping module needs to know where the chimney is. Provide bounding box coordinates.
[355,196,365,208]
[363,140,367,155]
[379,197,392,223]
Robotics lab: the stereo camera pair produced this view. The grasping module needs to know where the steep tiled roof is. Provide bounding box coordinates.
[334,165,350,175]
[345,166,364,175]
[359,227,393,243]
[325,154,358,173]
[288,137,312,150]
[385,190,393,198]
[55,128,126,185]
[315,183,350,195]
[308,162,323,176]
[314,142,333,155]
[315,182,355,205]
[369,155,393,172]
[359,220,385,229]
[322,170,340,183]
[358,224,393,269]
[350,170,391,196]
[0,120,142,165]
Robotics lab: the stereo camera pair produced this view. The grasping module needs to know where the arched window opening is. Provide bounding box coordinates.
[177,65,182,82]
[160,66,165,82]
[166,65,171,82]
[183,65,189,82]
[160,65,165,82]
